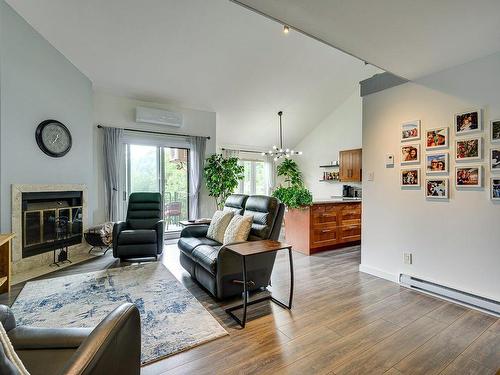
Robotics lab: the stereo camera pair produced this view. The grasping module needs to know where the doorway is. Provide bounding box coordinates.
[125,144,189,235]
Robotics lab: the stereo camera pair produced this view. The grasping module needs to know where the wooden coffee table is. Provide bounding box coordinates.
[224,240,294,328]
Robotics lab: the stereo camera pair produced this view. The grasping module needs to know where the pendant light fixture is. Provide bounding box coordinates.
[262,111,302,161]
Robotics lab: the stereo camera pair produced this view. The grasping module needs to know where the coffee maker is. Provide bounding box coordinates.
[343,185,362,199]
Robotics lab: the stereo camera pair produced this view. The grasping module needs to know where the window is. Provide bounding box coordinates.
[125,143,189,233]
[237,160,267,195]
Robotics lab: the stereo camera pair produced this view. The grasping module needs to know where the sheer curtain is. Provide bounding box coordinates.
[103,126,124,222]
[264,155,276,196]
[189,136,207,219]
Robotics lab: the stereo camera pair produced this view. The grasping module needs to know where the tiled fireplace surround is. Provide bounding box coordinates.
[11,184,91,279]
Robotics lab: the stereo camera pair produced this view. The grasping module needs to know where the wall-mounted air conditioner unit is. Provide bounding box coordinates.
[136,106,183,127]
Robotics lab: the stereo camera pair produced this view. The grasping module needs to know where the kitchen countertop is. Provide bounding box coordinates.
[312,197,362,204]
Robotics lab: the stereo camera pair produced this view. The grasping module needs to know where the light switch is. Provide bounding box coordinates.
[368,172,375,181]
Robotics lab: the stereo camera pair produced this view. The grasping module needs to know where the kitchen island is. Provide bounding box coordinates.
[284,199,361,255]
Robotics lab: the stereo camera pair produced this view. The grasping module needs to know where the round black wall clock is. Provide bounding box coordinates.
[35,120,72,157]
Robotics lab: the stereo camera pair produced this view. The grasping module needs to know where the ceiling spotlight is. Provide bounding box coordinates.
[283,25,290,34]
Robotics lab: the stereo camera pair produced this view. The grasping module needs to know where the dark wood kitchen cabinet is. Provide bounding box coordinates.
[340,148,362,182]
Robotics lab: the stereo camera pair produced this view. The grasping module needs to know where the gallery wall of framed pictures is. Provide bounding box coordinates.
[399,109,500,201]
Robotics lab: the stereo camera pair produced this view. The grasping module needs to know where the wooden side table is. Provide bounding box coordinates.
[0,233,15,294]
[224,240,294,328]
[179,219,211,227]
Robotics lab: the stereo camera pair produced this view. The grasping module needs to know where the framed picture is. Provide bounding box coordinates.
[492,119,500,143]
[426,127,449,149]
[425,152,448,174]
[456,166,482,188]
[455,137,482,162]
[426,178,449,199]
[492,178,500,200]
[401,144,420,164]
[401,168,421,187]
[491,148,500,171]
[401,120,420,142]
[455,109,481,135]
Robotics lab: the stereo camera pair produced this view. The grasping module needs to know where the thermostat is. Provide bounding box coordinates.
[386,153,395,167]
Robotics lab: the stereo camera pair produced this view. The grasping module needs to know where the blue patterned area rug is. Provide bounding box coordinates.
[11,263,228,365]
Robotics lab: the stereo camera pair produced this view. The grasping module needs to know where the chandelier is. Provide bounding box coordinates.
[262,111,302,161]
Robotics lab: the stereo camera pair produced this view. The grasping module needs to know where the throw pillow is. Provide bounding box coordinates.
[206,210,234,243]
[223,215,253,245]
[0,323,30,375]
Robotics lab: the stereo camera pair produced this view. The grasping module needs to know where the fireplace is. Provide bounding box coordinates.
[21,191,83,258]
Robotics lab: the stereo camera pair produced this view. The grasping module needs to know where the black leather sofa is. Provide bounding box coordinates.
[178,194,285,299]
[113,192,164,260]
[0,303,141,375]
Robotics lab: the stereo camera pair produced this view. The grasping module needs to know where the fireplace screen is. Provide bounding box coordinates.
[22,191,83,258]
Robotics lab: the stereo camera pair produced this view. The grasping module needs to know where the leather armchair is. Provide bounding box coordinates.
[178,194,285,299]
[222,194,248,215]
[113,192,164,260]
[0,303,141,375]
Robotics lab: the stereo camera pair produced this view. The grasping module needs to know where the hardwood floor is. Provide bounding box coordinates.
[1,243,499,374]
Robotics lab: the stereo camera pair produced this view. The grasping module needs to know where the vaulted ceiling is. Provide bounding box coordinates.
[6,0,380,148]
[234,0,500,80]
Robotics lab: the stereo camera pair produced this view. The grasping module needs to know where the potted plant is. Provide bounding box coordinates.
[272,159,313,209]
[272,159,313,249]
[204,154,244,210]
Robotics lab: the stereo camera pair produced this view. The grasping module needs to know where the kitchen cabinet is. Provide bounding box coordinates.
[284,201,361,255]
[339,148,362,182]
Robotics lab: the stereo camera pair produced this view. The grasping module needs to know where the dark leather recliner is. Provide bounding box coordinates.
[0,303,141,375]
[113,192,164,260]
[223,194,248,215]
[178,195,285,299]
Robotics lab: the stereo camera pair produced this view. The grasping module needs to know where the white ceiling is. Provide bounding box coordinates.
[6,0,380,148]
[234,0,500,80]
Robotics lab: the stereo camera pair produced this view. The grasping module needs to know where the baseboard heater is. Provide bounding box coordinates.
[399,274,500,316]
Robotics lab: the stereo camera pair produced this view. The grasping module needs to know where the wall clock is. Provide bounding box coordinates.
[35,120,72,157]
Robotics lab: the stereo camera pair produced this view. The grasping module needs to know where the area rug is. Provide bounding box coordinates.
[11,263,227,365]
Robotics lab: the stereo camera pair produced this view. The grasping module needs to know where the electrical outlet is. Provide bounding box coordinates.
[403,252,413,265]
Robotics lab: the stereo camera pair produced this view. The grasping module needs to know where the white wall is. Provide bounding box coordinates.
[361,52,500,301]
[0,0,218,231]
[0,0,93,231]
[93,92,217,223]
[295,90,362,199]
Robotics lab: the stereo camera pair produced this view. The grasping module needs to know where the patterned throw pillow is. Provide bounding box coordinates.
[206,210,234,243]
[223,215,253,245]
[0,322,30,375]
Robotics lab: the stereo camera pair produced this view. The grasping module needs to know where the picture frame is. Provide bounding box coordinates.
[426,127,449,150]
[426,178,449,199]
[491,119,500,143]
[401,120,421,142]
[491,178,500,200]
[401,168,421,187]
[401,144,420,164]
[455,137,482,162]
[455,109,481,135]
[455,166,482,188]
[491,148,500,171]
[425,152,449,174]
